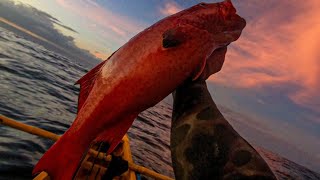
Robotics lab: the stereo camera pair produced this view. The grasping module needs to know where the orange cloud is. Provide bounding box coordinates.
[92,51,109,60]
[159,1,182,16]
[209,0,320,112]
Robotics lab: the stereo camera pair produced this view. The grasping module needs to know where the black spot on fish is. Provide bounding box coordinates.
[232,150,252,167]
[171,124,190,148]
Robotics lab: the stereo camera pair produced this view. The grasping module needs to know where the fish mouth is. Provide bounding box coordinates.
[220,42,230,48]
[221,14,246,38]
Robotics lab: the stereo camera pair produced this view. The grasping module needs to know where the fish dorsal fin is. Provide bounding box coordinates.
[75,51,117,113]
[75,60,105,112]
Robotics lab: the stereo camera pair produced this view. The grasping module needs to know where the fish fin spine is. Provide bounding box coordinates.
[75,50,118,112]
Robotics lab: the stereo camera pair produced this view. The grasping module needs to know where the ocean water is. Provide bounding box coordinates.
[0,26,173,179]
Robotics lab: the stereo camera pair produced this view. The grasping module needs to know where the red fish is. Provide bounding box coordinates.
[33,1,246,179]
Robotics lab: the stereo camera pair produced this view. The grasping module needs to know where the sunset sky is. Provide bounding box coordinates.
[4,0,320,171]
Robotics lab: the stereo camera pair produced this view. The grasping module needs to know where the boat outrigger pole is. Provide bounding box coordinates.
[0,114,173,180]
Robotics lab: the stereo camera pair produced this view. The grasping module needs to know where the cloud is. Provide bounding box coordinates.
[55,0,146,43]
[92,51,109,60]
[0,0,100,66]
[159,1,182,16]
[209,0,320,113]
[54,21,78,33]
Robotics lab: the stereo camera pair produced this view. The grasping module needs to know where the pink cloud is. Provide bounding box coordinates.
[92,50,109,60]
[56,0,145,42]
[159,1,182,16]
[209,0,320,112]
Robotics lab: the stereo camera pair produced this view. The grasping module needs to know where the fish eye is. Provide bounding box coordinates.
[162,36,181,48]
[162,30,183,48]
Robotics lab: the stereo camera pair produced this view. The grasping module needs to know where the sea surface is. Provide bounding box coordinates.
[1,26,320,180]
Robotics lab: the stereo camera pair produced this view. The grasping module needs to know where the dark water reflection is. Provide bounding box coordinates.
[0,27,174,179]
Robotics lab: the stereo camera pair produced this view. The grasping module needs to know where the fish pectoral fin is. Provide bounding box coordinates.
[75,50,118,113]
[192,57,207,81]
[192,46,227,81]
[204,46,227,77]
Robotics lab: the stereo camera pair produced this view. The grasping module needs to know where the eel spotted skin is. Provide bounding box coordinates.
[171,80,277,180]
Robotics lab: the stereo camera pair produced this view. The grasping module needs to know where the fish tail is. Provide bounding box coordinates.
[32,130,88,180]
[32,113,137,179]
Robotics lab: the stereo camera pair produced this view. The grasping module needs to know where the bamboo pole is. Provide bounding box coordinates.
[129,162,173,180]
[0,114,173,180]
[122,135,137,179]
[33,171,50,180]
[0,115,60,141]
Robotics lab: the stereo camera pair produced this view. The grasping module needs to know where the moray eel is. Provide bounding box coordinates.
[171,80,277,179]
